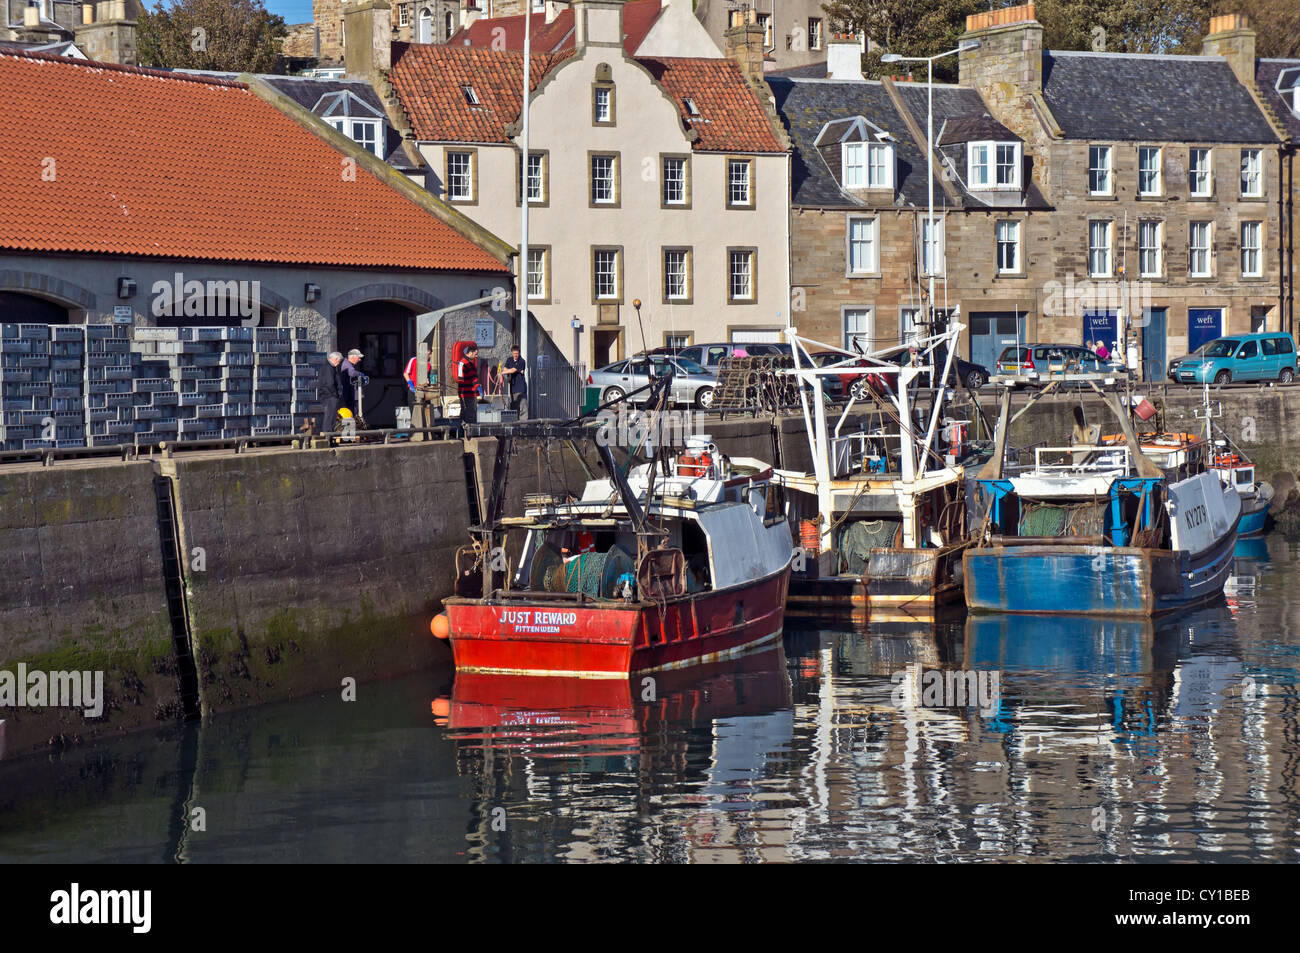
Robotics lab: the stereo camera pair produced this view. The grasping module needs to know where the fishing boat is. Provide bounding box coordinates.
[776,318,975,624]
[963,397,1241,616]
[438,405,792,678]
[1206,447,1273,537]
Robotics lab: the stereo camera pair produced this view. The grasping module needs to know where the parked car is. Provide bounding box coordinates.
[1169,333,1297,385]
[587,355,719,408]
[1165,341,1213,380]
[807,351,894,400]
[995,343,1107,386]
[650,342,791,368]
[878,346,990,390]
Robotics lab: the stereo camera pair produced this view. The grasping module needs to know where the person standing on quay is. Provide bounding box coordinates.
[317,351,347,435]
[503,343,527,420]
[458,343,481,427]
[339,348,367,418]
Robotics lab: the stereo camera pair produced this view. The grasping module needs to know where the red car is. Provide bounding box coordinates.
[807,351,896,400]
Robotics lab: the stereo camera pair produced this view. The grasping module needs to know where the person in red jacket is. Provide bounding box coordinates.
[457,344,481,426]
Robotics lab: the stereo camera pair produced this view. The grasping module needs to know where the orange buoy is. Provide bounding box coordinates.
[430,696,451,718]
[430,612,450,639]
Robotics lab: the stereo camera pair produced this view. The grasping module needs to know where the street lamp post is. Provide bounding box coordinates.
[881,41,980,337]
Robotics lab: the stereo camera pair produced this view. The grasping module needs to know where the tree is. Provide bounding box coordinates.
[1209,0,1300,58]
[822,0,986,81]
[137,0,288,74]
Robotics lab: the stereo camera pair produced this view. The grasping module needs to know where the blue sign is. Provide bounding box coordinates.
[1082,311,1117,352]
[1188,308,1223,352]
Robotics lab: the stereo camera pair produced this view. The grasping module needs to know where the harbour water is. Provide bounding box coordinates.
[2,534,1298,863]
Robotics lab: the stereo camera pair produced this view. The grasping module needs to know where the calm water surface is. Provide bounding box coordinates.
[3,536,1299,863]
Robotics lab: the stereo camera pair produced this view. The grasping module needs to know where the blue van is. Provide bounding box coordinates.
[1172,332,1297,384]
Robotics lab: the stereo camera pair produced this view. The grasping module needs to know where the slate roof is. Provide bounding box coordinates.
[448,0,663,55]
[1041,51,1280,144]
[769,77,1049,210]
[1256,59,1300,140]
[181,71,419,171]
[389,43,784,153]
[0,50,509,272]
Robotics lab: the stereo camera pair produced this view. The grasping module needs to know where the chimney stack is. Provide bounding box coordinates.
[343,0,392,81]
[958,3,1043,147]
[826,33,863,81]
[73,1,140,65]
[724,18,765,84]
[573,0,626,51]
[1202,13,1256,85]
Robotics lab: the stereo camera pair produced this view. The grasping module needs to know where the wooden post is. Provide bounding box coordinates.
[989,388,1013,479]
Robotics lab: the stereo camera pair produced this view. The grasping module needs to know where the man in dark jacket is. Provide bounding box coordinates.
[339,348,367,417]
[317,351,347,435]
[457,344,480,427]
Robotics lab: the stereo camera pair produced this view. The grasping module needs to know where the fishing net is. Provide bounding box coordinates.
[838,518,902,574]
[529,542,565,591]
[1018,501,1105,538]
[563,545,636,598]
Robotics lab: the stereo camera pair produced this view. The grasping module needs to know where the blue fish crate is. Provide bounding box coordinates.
[196,404,225,418]
[196,380,224,393]
[88,408,115,422]
[52,325,85,341]
[50,358,81,371]
[179,419,209,433]
[22,439,55,450]
[0,368,33,382]
[1,339,33,354]
[52,397,81,411]
[152,419,179,433]
[178,393,205,406]
[153,391,180,406]
[106,393,134,407]
[107,421,135,435]
[220,352,255,366]
[226,327,254,341]
[135,407,163,420]
[52,387,81,400]
[19,356,50,368]
[2,397,32,411]
[196,327,228,341]
[104,367,134,381]
[134,378,175,392]
[89,434,128,447]
[18,324,51,340]
[51,342,84,356]
[85,325,114,341]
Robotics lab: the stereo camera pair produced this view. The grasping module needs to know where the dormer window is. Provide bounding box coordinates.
[842,141,894,189]
[313,91,386,159]
[968,141,1020,190]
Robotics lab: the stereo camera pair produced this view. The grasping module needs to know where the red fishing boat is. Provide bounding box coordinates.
[440,415,793,679]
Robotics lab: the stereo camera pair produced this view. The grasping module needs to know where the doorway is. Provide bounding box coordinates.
[336,300,416,427]
[968,311,1026,369]
[1141,307,1167,381]
[591,328,623,369]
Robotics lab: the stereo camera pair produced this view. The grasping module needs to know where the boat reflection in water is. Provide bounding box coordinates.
[439,644,794,764]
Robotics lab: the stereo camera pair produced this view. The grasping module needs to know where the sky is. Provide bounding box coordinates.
[265,0,314,25]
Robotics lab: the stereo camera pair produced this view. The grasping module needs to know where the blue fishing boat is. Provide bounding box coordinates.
[1208,448,1273,536]
[964,426,1241,617]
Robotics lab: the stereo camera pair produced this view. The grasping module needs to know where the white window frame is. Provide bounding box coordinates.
[758,13,772,48]
[524,152,544,203]
[1189,148,1213,197]
[1240,149,1263,198]
[843,307,872,353]
[1088,145,1112,196]
[968,141,1019,190]
[1138,220,1163,278]
[593,86,612,124]
[664,249,690,301]
[1189,221,1212,277]
[727,158,753,207]
[399,3,410,27]
[1241,221,1262,278]
[591,154,616,205]
[899,307,922,347]
[920,216,945,277]
[526,247,548,300]
[809,18,822,51]
[446,150,474,201]
[867,142,893,189]
[1088,220,1112,278]
[594,249,620,300]
[842,141,865,188]
[1138,146,1161,196]
[662,156,688,205]
[846,215,879,275]
[728,249,756,302]
[996,220,1021,275]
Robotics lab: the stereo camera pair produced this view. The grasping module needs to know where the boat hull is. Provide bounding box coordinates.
[788,543,964,624]
[963,525,1238,617]
[1237,496,1270,537]
[446,567,789,678]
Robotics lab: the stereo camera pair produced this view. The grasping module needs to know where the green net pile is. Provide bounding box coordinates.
[838,519,901,574]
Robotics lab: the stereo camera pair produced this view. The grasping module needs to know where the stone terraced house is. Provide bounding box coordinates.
[772,38,1054,368]
[959,4,1287,380]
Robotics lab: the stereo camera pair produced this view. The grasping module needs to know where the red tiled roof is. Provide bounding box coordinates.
[389,44,783,153]
[389,41,572,144]
[0,51,509,272]
[640,57,784,153]
[449,0,663,55]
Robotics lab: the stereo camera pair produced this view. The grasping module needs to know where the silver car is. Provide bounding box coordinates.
[588,355,718,409]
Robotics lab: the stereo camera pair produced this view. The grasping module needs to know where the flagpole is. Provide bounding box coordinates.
[519,5,532,415]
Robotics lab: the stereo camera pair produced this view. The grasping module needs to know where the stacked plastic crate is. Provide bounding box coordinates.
[290,328,322,434]
[2,323,89,451]
[85,323,134,447]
